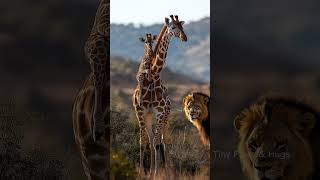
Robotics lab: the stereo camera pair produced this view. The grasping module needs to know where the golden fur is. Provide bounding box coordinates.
[234,94,320,180]
[183,92,210,146]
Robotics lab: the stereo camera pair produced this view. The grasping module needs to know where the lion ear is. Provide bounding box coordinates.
[296,112,316,137]
[203,96,209,105]
[234,109,247,131]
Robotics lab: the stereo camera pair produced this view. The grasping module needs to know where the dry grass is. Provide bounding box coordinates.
[137,167,209,180]
[110,105,210,179]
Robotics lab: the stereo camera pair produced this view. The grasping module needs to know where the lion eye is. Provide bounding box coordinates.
[195,106,200,110]
[248,141,258,152]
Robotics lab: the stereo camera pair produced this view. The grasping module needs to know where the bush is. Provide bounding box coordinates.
[110,150,137,180]
[110,105,209,178]
[0,101,64,180]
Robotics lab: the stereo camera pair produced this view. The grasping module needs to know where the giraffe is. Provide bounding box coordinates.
[132,15,187,177]
[72,0,110,180]
[136,33,157,106]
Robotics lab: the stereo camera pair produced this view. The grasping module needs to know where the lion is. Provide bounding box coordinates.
[234,94,320,180]
[183,92,210,146]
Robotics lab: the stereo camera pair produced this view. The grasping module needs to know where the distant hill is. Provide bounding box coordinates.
[111,56,201,86]
[110,17,210,82]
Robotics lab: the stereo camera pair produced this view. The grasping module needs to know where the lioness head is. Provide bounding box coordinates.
[234,95,317,180]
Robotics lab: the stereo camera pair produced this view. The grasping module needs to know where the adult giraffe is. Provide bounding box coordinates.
[132,15,187,177]
[72,0,109,179]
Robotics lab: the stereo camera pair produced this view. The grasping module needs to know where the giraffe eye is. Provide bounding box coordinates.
[172,27,176,30]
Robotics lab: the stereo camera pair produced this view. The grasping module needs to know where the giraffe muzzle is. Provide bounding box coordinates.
[180,34,187,41]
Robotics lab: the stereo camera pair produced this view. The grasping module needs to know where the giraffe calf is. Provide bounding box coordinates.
[136,33,157,106]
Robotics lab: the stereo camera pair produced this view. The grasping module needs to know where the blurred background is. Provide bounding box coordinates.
[213,0,320,179]
[0,0,100,179]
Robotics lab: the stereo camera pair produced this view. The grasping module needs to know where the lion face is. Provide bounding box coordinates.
[183,92,209,125]
[234,97,317,180]
[246,120,293,180]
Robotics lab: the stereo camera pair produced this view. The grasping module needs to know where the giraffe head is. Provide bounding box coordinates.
[139,33,157,55]
[165,15,187,41]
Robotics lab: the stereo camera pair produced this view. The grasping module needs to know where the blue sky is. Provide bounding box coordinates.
[111,0,210,25]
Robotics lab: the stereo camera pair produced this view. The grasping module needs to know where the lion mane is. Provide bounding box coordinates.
[183,92,210,146]
[234,94,320,180]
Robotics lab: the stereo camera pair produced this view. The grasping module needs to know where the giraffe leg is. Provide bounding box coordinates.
[90,61,106,142]
[139,127,148,175]
[86,35,108,142]
[153,99,170,177]
[153,113,169,176]
[134,106,152,176]
[144,113,155,176]
[93,86,104,141]
[77,131,109,180]
[85,145,109,180]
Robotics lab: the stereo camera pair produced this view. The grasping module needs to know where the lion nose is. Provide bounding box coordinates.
[255,165,272,172]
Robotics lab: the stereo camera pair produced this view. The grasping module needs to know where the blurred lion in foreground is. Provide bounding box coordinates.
[183,92,210,147]
[234,94,320,180]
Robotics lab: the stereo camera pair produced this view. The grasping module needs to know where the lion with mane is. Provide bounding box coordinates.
[183,92,210,146]
[234,94,320,180]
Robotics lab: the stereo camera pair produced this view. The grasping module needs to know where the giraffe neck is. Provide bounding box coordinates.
[91,0,109,36]
[144,44,153,57]
[151,29,172,76]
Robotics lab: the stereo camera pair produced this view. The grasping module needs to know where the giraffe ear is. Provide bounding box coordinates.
[139,37,145,42]
[153,35,157,41]
[180,21,185,25]
[165,18,170,25]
